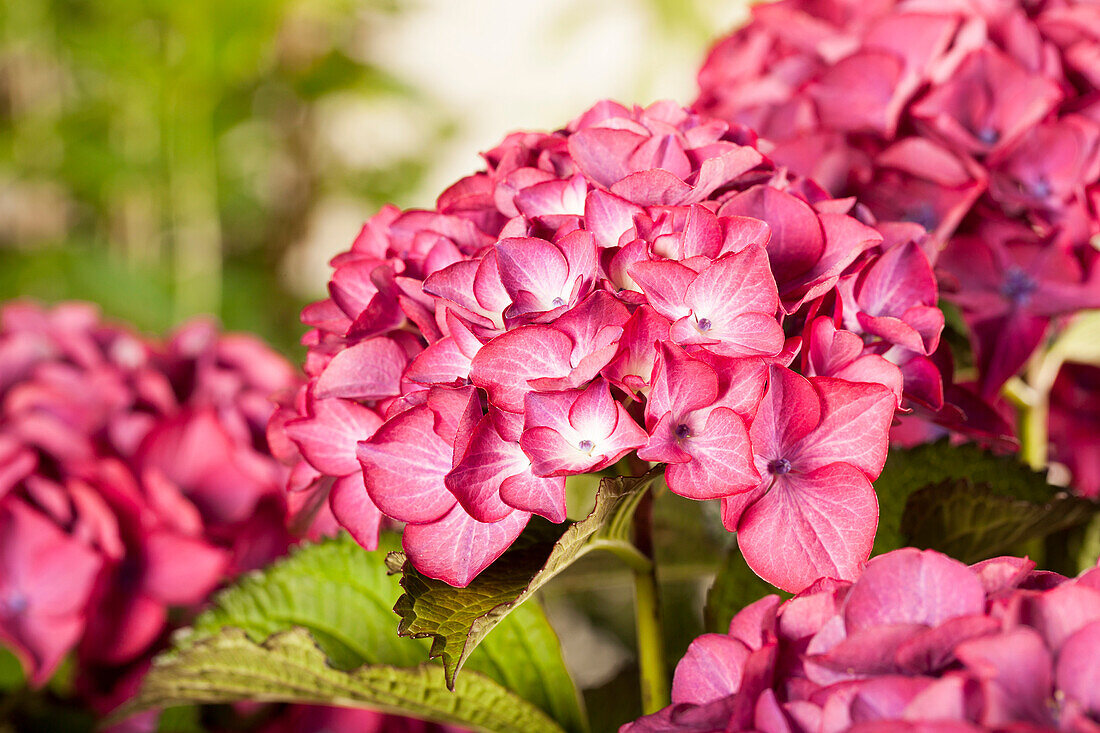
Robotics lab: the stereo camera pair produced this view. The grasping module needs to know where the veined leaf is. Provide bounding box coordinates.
[873,440,1076,555]
[900,479,1097,563]
[117,628,565,733]
[392,472,661,690]
[115,533,585,733]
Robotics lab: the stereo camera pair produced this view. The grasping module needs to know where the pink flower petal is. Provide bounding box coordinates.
[738,463,878,592]
[402,504,531,587]
[329,473,383,551]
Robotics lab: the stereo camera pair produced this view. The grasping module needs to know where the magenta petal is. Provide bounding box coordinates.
[850,675,932,724]
[720,185,825,287]
[792,376,895,478]
[470,325,574,412]
[499,471,567,524]
[1026,582,1100,649]
[894,615,1000,674]
[314,337,408,401]
[446,415,530,523]
[856,313,928,354]
[845,548,985,632]
[610,169,695,206]
[728,595,781,651]
[402,504,531,587]
[955,628,1054,727]
[1056,620,1100,716]
[329,473,382,551]
[142,530,229,606]
[357,404,457,524]
[1,501,102,685]
[671,633,751,705]
[808,624,925,683]
[284,398,382,477]
[738,463,878,592]
[666,407,759,500]
[901,673,971,723]
[750,366,822,461]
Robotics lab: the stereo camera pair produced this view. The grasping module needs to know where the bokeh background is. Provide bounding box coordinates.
[0,0,749,357]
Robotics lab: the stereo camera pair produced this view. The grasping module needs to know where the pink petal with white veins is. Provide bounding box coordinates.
[404,337,472,386]
[499,471,568,524]
[329,473,382,551]
[496,237,570,312]
[791,376,895,478]
[664,406,760,500]
[357,404,457,524]
[568,127,646,188]
[285,397,382,476]
[584,189,643,249]
[718,216,772,257]
[629,260,696,322]
[646,341,720,426]
[446,415,528,523]
[314,337,407,401]
[604,305,671,393]
[737,462,878,592]
[402,504,530,588]
[470,325,574,412]
[750,366,822,463]
[686,247,780,322]
[611,169,694,206]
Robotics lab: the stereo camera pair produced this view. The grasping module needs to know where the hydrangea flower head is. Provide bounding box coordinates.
[695,0,1100,433]
[696,0,1100,412]
[275,99,942,589]
[626,548,1100,732]
[0,302,298,694]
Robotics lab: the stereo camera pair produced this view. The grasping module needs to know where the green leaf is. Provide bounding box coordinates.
[873,441,1069,555]
[392,472,661,691]
[116,628,566,733]
[0,646,23,691]
[117,533,585,733]
[900,479,1097,563]
[1075,513,1100,573]
[703,539,789,634]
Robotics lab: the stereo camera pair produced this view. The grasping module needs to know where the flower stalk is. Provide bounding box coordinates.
[631,489,669,715]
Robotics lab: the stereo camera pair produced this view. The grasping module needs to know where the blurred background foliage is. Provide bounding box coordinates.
[0,0,746,356]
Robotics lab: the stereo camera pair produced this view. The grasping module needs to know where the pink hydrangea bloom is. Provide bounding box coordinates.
[274,99,931,589]
[695,0,1100,430]
[625,548,1100,732]
[0,302,298,700]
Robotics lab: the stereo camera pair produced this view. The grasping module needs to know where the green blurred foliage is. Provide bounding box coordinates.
[0,0,439,355]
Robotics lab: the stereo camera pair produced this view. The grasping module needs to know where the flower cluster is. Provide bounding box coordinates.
[274,99,947,590]
[626,548,1100,732]
[695,0,1100,414]
[0,302,296,705]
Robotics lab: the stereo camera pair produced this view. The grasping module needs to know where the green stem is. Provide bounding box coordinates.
[1020,350,1058,471]
[632,490,669,715]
